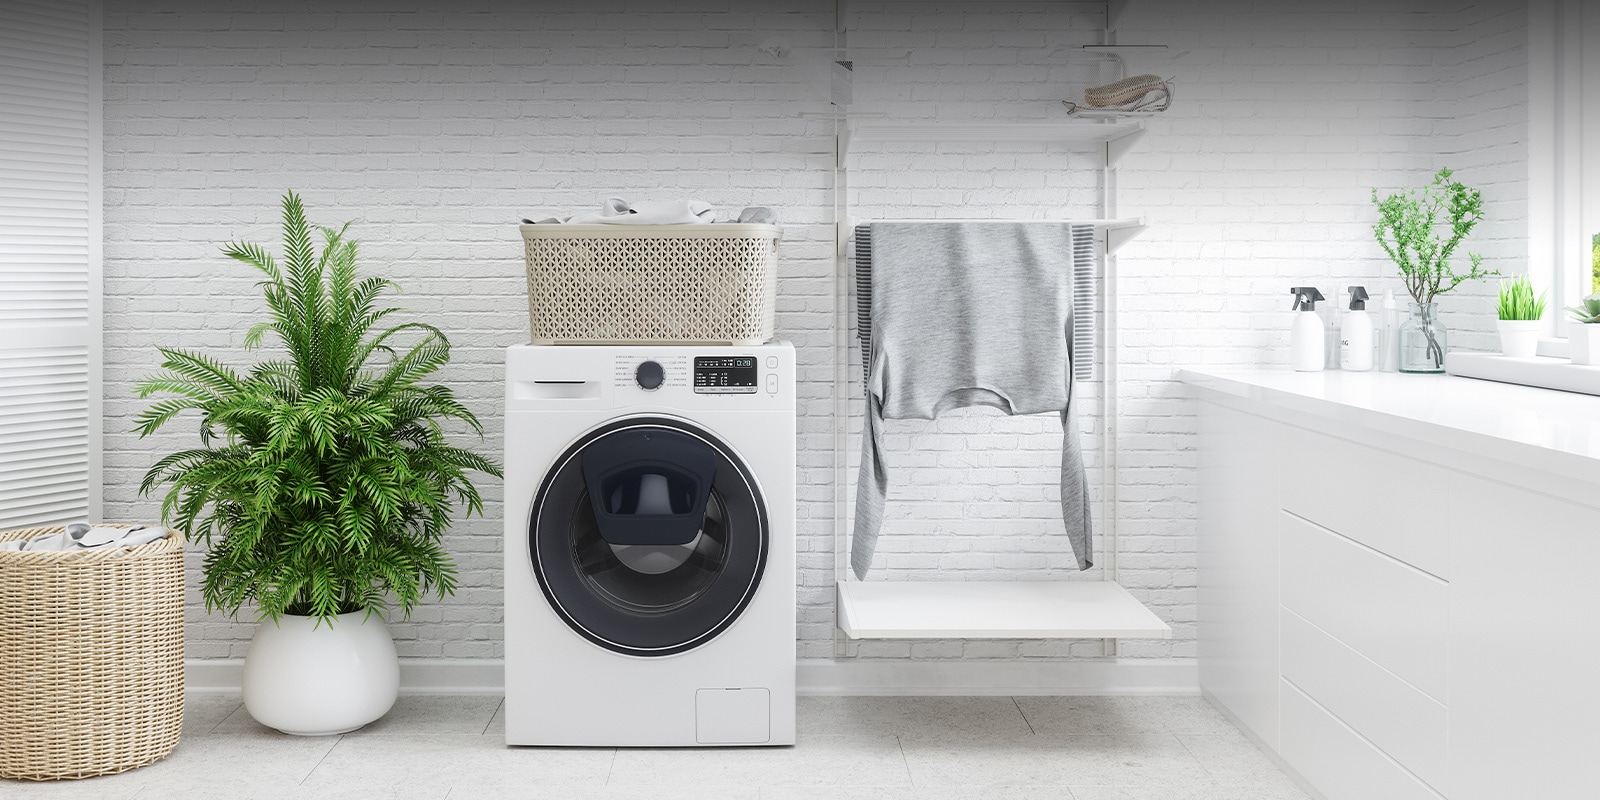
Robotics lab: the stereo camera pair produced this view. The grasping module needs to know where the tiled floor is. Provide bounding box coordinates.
[7,695,1312,799]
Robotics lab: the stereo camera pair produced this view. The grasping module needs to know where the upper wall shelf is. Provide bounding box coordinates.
[840,119,1146,164]
[845,118,1142,143]
[1048,44,1189,65]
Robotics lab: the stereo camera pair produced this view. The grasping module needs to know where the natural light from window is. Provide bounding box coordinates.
[1536,0,1600,316]
[1591,232,1598,293]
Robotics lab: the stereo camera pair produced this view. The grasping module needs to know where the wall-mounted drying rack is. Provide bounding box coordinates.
[835,217,1147,259]
[829,0,1171,654]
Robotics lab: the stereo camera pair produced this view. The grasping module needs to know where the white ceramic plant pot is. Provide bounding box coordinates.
[1496,320,1541,358]
[1571,323,1600,366]
[242,611,399,736]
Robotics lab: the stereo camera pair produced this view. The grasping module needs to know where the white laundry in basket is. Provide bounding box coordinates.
[525,197,716,225]
[0,523,170,552]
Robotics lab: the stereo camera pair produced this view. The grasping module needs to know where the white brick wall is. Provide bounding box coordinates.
[101,1,1526,665]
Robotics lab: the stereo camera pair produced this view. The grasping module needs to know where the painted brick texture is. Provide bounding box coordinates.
[100,0,1527,664]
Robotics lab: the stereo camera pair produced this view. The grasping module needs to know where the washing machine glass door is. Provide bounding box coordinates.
[530,417,768,657]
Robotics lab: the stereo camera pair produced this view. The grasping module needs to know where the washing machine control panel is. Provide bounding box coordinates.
[692,356,759,394]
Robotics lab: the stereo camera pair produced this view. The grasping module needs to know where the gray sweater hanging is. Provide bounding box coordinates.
[852,222,1094,579]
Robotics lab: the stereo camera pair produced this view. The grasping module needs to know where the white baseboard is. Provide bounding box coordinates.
[1203,689,1328,800]
[186,657,1197,696]
[185,658,506,695]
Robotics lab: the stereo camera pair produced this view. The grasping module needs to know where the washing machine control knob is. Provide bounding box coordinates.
[635,360,664,390]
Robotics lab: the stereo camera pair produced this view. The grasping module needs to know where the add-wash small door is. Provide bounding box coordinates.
[529,417,768,657]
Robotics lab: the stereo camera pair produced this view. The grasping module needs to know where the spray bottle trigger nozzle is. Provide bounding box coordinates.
[1290,286,1326,311]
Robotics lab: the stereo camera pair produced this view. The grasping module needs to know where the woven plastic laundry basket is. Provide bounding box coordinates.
[521,223,780,345]
[0,525,185,781]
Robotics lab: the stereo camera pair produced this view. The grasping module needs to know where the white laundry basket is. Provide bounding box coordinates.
[520,223,780,345]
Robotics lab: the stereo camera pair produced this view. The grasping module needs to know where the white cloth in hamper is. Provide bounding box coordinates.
[0,523,170,552]
[525,197,716,225]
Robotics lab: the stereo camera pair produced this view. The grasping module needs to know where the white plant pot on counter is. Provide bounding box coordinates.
[242,611,399,736]
[1496,320,1542,358]
[1571,323,1600,366]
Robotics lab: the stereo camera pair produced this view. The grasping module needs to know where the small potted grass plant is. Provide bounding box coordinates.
[1569,294,1600,366]
[1495,275,1546,358]
[136,192,500,735]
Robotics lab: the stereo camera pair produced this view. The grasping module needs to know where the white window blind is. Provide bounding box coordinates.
[0,0,101,530]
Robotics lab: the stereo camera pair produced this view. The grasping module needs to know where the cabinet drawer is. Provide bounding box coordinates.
[1282,608,1447,788]
[1279,425,1448,579]
[1281,513,1448,701]
[1281,680,1445,800]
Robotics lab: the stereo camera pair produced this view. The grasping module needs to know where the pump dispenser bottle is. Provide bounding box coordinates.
[1326,299,1343,370]
[1379,290,1400,372]
[1290,287,1326,372]
[1342,286,1374,371]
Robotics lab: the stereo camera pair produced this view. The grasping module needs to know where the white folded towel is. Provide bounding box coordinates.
[0,523,170,552]
[525,197,716,225]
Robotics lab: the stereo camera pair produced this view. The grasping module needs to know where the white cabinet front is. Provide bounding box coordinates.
[1280,512,1449,702]
[1444,473,1600,800]
[1198,396,1600,800]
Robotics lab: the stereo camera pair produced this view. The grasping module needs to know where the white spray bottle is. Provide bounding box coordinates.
[1341,286,1374,371]
[1290,287,1326,372]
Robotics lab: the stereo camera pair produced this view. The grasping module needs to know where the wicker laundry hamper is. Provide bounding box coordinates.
[521,223,780,345]
[0,525,185,781]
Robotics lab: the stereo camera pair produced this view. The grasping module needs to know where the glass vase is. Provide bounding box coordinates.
[1398,301,1448,373]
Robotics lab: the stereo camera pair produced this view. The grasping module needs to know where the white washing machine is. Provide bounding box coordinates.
[503,343,795,747]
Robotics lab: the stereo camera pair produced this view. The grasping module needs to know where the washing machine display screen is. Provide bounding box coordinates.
[693,356,758,394]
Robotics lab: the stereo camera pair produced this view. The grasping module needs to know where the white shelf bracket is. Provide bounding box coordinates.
[1106,223,1147,255]
[1106,126,1147,167]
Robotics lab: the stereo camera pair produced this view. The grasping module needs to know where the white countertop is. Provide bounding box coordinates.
[1178,368,1600,480]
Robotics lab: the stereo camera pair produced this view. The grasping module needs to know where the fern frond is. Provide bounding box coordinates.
[222,241,280,281]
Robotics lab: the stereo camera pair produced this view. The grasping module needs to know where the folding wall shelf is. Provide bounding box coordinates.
[837,582,1172,640]
[830,1,1163,648]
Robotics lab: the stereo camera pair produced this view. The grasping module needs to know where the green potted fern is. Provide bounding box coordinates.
[136,192,501,735]
[1495,275,1546,358]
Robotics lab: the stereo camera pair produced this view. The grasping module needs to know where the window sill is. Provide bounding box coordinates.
[1443,351,1600,398]
[1536,337,1570,359]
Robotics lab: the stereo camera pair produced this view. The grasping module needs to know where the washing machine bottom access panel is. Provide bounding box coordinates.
[503,646,797,747]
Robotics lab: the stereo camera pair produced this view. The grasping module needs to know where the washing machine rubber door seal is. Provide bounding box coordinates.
[529,416,768,657]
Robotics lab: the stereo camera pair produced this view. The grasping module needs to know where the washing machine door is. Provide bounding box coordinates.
[529,416,768,657]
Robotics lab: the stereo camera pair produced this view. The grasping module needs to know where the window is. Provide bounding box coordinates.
[1531,0,1600,323]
